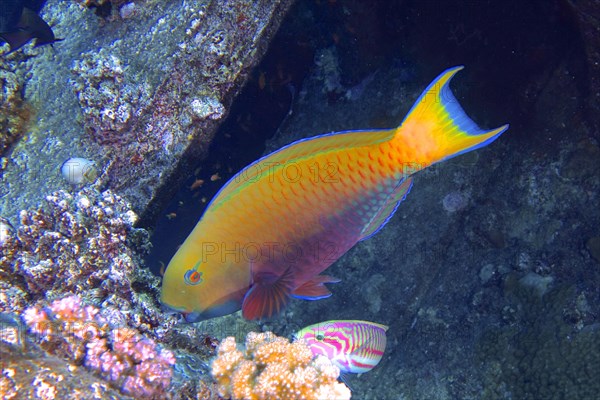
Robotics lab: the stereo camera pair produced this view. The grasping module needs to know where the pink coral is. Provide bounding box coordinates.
[22,295,175,398]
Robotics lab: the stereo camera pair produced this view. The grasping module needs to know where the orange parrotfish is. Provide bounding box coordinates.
[160,66,508,321]
[295,320,389,374]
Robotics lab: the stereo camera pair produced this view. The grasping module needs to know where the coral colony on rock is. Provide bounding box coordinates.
[2,1,600,400]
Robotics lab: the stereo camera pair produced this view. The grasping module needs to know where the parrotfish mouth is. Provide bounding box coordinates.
[160,303,197,323]
[160,303,188,323]
[161,301,241,323]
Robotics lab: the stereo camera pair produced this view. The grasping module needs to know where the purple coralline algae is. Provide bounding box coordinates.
[22,295,175,398]
[0,188,171,337]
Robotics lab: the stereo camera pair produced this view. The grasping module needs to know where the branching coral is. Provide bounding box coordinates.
[211,331,351,400]
[22,295,175,398]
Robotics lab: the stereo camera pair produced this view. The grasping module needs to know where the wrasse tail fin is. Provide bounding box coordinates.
[396,66,508,165]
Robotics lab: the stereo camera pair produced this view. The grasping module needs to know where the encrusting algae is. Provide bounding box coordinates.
[211,331,351,400]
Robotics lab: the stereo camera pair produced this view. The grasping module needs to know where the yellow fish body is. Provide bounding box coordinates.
[160,66,508,321]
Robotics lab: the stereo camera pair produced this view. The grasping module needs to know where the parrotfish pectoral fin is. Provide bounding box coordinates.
[292,275,341,300]
[242,267,295,320]
[397,66,509,165]
[359,178,413,241]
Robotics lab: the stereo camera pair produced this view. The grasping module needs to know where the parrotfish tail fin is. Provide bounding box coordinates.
[396,66,508,167]
[291,275,341,300]
[242,267,295,320]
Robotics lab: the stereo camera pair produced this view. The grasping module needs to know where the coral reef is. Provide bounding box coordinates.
[21,295,175,398]
[0,187,222,398]
[211,331,351,400]
[0,187,171,338]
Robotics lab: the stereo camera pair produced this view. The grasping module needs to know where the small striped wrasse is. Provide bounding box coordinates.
[295,320,389,374]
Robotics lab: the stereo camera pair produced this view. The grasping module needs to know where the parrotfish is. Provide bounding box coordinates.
[295,320,388,374]
[160,66,508,321]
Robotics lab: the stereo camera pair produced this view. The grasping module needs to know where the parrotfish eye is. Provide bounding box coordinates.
[184,269,203,285]
[316,333,325,341]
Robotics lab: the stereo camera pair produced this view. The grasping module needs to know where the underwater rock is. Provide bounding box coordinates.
[119,2,136,19]
[0,0,296,227]
[561,142,600,182]
[518,272,554,298]
[586,236,600,264]
[564,0,600,134]
[70,52,145,145]
[0,66,30,157]
[362,273,386,314]
[478,288,600,400]
[479,264,496,284]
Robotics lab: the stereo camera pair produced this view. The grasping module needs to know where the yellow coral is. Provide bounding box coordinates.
[211,332,351,400]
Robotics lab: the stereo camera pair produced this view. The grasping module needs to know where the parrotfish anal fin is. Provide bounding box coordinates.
[292,275,341,300]
[396,66,509,165]
[359,178,413,241]
[242,267,295,320]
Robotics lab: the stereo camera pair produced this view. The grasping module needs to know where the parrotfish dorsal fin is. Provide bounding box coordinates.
[291,275,341,300]
[359,178,413,241]
[242,267,295,320]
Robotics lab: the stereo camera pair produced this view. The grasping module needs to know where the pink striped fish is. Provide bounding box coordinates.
[295,320,388,374]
